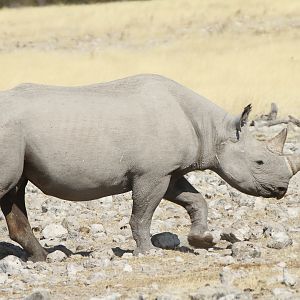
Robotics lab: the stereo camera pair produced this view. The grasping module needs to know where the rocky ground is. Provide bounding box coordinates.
[0,123,299,300]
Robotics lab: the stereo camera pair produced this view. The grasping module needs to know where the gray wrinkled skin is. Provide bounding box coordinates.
[0,74,297,260]
[215,129,292,198]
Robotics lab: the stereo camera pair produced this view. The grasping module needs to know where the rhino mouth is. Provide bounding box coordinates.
[275,186,288,199]
[260,184,287,199]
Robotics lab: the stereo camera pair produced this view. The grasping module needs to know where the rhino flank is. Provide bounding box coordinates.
[0,74,299,262]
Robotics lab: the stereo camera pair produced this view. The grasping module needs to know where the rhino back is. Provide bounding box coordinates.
[1,75,200,200]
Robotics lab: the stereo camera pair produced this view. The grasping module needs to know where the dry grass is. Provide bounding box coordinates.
[0,0,300,116]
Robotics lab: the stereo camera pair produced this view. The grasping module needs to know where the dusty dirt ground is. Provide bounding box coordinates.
[0,124,299,299]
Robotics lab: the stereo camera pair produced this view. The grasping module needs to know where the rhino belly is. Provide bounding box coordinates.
[23,136,132,201]
[24,159,131,201]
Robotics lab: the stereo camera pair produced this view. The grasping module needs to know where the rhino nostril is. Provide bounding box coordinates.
[277,186,287,193]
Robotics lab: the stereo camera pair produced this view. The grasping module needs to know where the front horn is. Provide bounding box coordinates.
[267,128,288,155]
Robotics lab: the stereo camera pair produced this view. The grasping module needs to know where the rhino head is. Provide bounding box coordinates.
[214,104,299,199]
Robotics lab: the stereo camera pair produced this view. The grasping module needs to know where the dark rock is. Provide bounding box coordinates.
[151,232,180,250]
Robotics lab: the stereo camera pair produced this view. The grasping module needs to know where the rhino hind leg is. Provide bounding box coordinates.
[130,175,171,255]
[165,176,215,249]
[0,178,48,262]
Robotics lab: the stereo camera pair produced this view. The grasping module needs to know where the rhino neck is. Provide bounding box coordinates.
[179,93,228,171]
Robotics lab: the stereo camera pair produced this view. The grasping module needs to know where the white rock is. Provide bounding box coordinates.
[267,231,293,249]
[0,273,8,284]
[86,271,107,284]
[216,184,228,195]
[254,198,269,210]
[112,235,126,243]
[90,224,105,234]
[32,261,51,272]
[46,250,67,263]
[223,223,252,242]
[175,256,184,263]
[231,242,261,261]
[287,207,300,219]
[67,263,84,280]
[122,253,133,259]
[250,225,264,240]
[277,261,287,268]
[193,248,208,256]
[224,203,233,210]
[62,216,80,230]
[100,196,114,209]
[118,217,129,229]
[123,264,133,272]
[272,287,294,299]
[98,258,111,268]
[263,223,286,237]
[90,248,114,260]
[233,207,248,220]
[10,279,26,290]
[42,224,68,239]
[26,183,40,194]
[186,173,199,185]
[282,268,298,287]
[83,258,104,269]
[210,230,222,243]
[219,266,235,286]
[0,255,26,275]
[209,209,222,220]
[93,232,108,240]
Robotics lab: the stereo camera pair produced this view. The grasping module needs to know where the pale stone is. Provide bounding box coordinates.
[231,242,261,261]
[90,223,105,234]
[267,231,293,249]
[0,273,8,284]
[123,264,133,272]
[46,250,67,263]
[0,255,26,275]
[42,224,68,239]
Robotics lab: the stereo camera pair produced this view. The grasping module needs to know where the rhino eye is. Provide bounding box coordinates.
[256,160,264,165]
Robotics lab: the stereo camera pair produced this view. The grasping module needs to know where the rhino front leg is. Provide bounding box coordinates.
[130,175,171,255]
[165,176,215,249]
[0,178,48,262]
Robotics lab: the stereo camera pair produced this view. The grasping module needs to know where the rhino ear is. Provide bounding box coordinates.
[236,104,252,131]
[234,104,252,139]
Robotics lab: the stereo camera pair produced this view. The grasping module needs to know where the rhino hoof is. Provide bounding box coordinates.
[188,233,216,249]
[133,245,157,256]
[27,250,48,262]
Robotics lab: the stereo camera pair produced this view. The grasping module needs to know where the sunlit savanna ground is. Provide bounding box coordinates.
[0,0,299,116]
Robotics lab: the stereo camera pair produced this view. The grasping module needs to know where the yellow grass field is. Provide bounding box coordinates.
[0,0,299,116]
